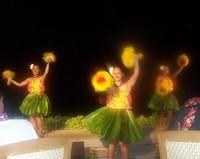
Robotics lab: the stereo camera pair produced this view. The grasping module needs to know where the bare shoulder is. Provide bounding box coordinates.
[26,77,33,82]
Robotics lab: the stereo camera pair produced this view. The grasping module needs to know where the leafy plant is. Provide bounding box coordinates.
[136,113,159,127]
[44,115,68,131]
[44,113,160,132]
[64,115,86,129]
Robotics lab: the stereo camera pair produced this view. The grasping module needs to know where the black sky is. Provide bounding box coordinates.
[0,1,200,116]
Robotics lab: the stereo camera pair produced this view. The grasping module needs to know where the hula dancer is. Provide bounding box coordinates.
[6,52,55,137]
[84,52,144,159]
[148,54,189,128]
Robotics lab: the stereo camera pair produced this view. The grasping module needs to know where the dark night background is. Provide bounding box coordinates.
[0,1,200,117]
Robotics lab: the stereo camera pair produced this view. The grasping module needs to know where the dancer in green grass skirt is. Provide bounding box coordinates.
[148,65,184,128]
[7,62,51,137]
[84,55,143,159]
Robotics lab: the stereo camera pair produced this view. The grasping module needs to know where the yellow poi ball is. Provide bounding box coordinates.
[121,46,135,68]
[177,54,189,67]
[91,70,113,92]
[42,51,56,63]
[2,70,15,80]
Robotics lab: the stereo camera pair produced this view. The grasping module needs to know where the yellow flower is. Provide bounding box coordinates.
[121,46,135,68]
[43,51,56,63]
[91,70,113,92]
[2,70,15,80]
[177,54,189,67]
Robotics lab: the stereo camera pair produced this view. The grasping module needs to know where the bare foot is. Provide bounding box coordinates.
[37,129,47,138]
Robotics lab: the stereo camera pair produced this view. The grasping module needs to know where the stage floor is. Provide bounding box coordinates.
[47,129,158,159]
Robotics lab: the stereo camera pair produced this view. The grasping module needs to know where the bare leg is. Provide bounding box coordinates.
[166,111,174,128]
[119,141,128,159]
[108,143,116,159]
[29,116,37,130]
[159,113,165,127]
[35,117,46,137]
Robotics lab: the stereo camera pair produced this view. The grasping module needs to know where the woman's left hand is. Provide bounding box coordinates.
[137,53,144,60]
[6,78,11,86]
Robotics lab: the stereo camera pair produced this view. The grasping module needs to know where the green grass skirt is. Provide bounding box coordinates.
[148,93,180,112]
[20,93,51,117]
[84,107,144,144]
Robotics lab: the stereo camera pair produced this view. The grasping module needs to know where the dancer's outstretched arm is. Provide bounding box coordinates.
[8,78,29,87]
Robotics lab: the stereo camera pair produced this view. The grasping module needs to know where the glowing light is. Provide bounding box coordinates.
[2,70,15,80]
[91,70,113,92]
[121,46,135,68]
[177,54,189,67]
[42,51,56,63]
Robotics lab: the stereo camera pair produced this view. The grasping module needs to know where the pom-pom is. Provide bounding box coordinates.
[91,70,113,92]
[2,70,15,80]
[177,54,189,67]
[121,46,135,68]
[42,51,56,63]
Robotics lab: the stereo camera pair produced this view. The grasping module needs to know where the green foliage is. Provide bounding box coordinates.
[64,115,86,129]
[44,115,68,131]
[87,150,98,159]
[44,113,159,132]
[136,113,159,127]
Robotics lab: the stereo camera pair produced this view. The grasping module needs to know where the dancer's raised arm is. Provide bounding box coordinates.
[41,63,50,80]
[126,55,139,91]
[173,65,184,78]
